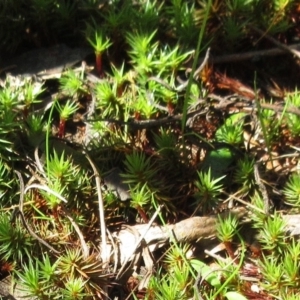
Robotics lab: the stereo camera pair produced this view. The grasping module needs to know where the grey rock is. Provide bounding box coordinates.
[103,168,131,201]
[3,44,92,77]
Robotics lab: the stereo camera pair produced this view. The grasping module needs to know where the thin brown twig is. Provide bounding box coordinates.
[240,102,300,116]
[251,27,300,59]
[87,98,300,132]
[205,43,300,64]
[88,105,209,129]
[260,102,300,116]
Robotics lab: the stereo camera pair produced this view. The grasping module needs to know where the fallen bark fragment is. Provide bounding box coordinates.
[115,207,248,264]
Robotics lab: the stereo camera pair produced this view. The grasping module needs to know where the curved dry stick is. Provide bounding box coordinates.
[14,171,61,255]
[24,184,68,203]
[83,152,108,265]
[64,210,89,259]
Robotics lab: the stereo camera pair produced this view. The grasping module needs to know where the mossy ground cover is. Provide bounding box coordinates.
[1,1,300,299]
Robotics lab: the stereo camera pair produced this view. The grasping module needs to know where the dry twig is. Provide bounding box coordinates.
[207,43,300,64]
[251,27,300,59]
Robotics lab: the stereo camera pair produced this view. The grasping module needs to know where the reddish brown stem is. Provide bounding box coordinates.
[223,241,236,261]
[167,101,175,115]
[23,106,29,119]
[95,52,103,78]
[116,84,124,98]
[134,111,141,120]
[136,206,149,223]
[58,119,66,138]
